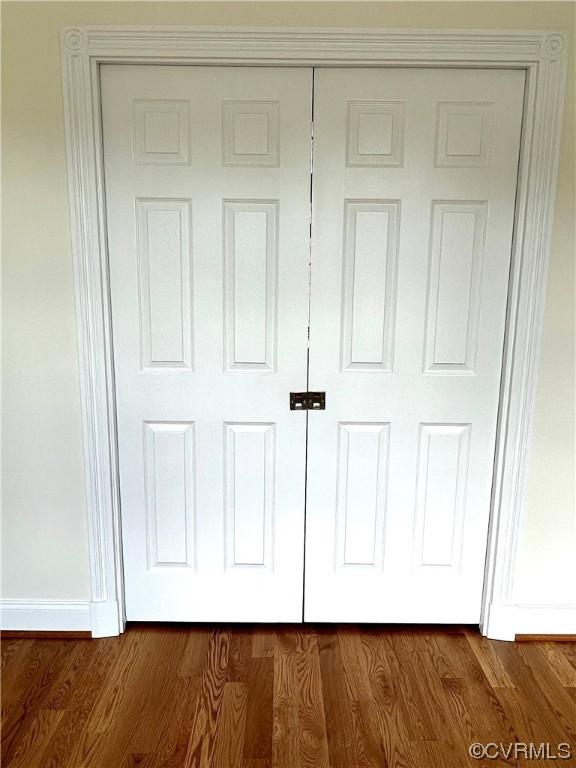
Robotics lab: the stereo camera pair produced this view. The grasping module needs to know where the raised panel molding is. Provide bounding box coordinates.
[61,26,567,638]
[335,422,390,568]
[424,201,487,375]
[414,424,471,570]
[224,423,275,569]
[223,101,280,167]
[341,200,400,372]
[133,99,190,165]
[435,102,493,167]
[224,200,278,372]
[143,422,196,569]
[136,199,193,372]
[346,101,405,167]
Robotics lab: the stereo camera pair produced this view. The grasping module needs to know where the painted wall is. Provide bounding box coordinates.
[2,2,574,609]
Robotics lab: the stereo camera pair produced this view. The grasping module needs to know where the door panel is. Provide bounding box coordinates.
[305,68,525,622]
[102,65,313,621]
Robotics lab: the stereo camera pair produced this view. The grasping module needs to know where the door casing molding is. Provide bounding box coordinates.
[60,26,568,639]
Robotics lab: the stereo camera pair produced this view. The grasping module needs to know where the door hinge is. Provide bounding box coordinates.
[290,392,326,411]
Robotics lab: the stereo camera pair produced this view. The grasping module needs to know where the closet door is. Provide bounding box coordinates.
[102,65,312,621]
[305,68,525,622]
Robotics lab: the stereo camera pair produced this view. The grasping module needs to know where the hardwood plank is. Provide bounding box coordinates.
[1,640,73,762]
[179,627,211,678]
[121,628,191,762]
[559,642,576,674]
[43,640,97,710]
[273,633,297,706]
[337,627,373,702]
[82,632,143,736]
[271,629,299,767]
[228,630,253,684]
[333,628,390,767]
[1,640,34,703]
[464,628,517,688]
[294,632,330,768]
[538,641,576,687]
[317,628,359,768]
[41,709,95,768]
[407,649,467,764]
[1,639,28,672]
[356,631,412,768]
[349,699,389,768]
[1,640,45,715]
[157,676,201,767]
[272,701,299,768]
[390,633,487,766]
[421,633,464,680]
[430,634,516,754]
[65,635,125,713]
[379,633,437,742]
[516,643,576,741]
[212,682,248,768]
[4,708,64,768]
[492,686,546,747]
[252,629,277,659]
[183,629,232,768]
[29,642,110,768]
[67,632,144,767]
[490,641,576,745]
[271,629,329,768]
[243,657,274,761]
[144,628,210,765]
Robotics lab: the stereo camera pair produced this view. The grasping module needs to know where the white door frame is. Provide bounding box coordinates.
[60,26,567,639]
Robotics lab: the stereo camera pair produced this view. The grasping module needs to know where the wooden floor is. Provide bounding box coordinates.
[2,624,576,768]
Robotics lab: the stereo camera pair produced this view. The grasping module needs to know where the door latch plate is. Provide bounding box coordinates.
[290,392,326,410]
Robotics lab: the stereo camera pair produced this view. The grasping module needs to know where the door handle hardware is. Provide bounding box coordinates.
[306,391,326,410]
[290,392,308,410]
[290,392,326,411]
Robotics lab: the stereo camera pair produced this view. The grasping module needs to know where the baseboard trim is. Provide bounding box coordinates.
[514,604,576,637]
[484,602,576,641]
[0,599,91,633]
[3,599,573,640]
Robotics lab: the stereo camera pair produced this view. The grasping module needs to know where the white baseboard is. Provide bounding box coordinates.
[514,604,576,635]
[484,602,576,640]
[2,598,573,639]
[0,599,91,632]
[0,598,124,636]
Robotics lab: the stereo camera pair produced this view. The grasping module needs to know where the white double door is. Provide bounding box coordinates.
[102,64,524,623]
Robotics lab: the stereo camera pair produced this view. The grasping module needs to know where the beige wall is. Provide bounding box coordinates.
[2,2,574,607]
